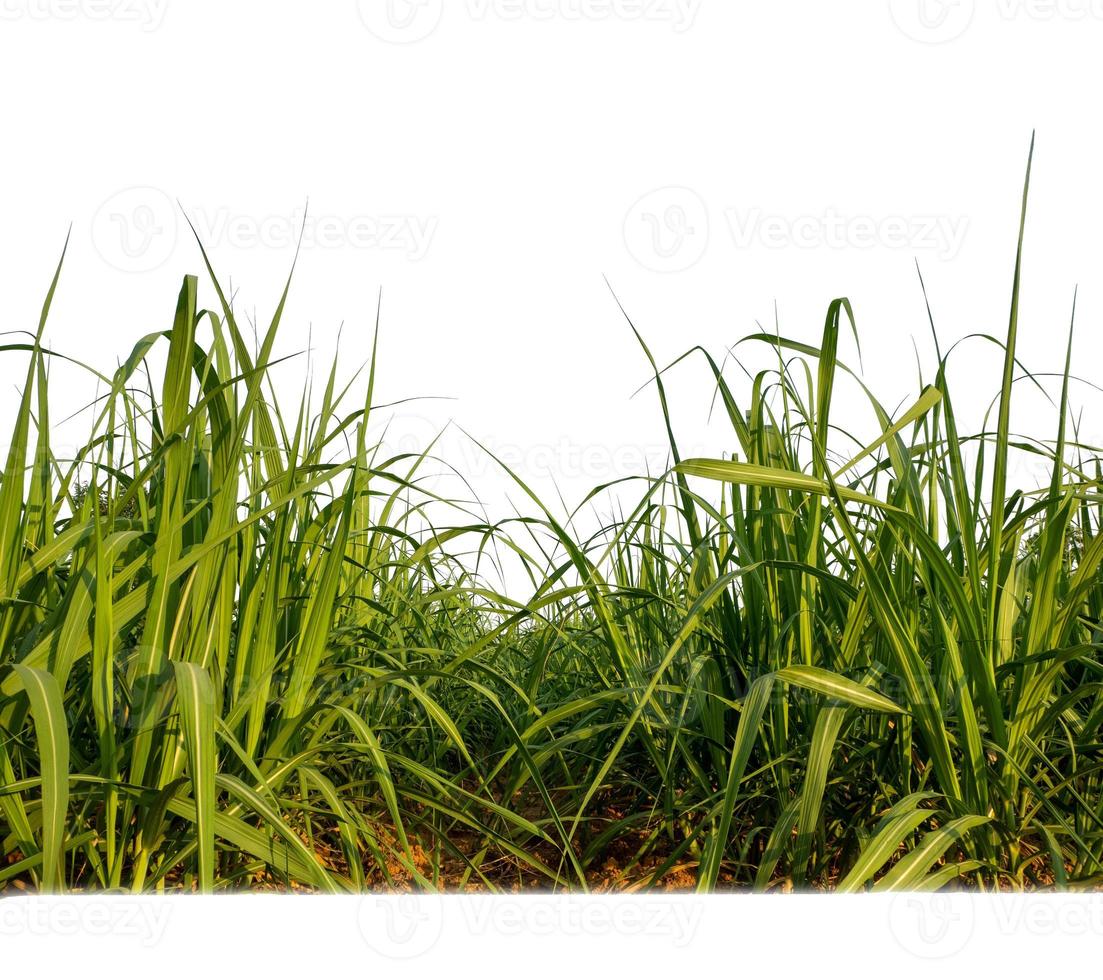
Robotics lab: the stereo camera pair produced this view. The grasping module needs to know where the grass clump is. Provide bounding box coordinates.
[3,144,1103,892]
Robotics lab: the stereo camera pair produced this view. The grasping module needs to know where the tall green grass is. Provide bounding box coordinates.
[3,149,1103,891]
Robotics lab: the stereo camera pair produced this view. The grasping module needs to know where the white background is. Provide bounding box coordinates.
[3,1,1102,523]
[2,0,1102,967]
[3,892,1102,975]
